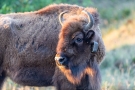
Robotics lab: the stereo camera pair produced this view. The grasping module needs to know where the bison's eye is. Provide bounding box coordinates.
[71,32,84,46]
[76,38,83,43]
[75,38,83,45]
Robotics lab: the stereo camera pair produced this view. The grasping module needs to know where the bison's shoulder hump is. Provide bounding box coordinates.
[36,4,83,15]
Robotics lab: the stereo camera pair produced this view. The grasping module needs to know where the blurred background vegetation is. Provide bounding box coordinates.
[0,0,135,90]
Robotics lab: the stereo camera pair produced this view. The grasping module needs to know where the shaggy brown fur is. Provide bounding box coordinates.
[53,5,105,90]
[0,4,105,90]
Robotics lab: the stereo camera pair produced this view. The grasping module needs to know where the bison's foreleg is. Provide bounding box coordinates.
[86,60,101,90]
[55,80,76,90]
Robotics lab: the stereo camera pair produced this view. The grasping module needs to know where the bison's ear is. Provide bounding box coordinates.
[85,30,95,44]
[85,30,98,53]
[91,41,98,53]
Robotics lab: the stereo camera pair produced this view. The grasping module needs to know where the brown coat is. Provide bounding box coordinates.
[0,4,105,90]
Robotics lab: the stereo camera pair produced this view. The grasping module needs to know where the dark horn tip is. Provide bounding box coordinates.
[82,10,94,32]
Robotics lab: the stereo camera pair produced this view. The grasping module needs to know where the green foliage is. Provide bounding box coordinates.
[0,0,54,13]
[1,0,135,28]
[0,0,92,13]
[132,57,135,63]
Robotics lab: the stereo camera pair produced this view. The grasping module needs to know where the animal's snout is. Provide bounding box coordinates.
[55,54,68,66]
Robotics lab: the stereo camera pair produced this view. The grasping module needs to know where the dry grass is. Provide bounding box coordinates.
[101,18,135,90]
[103,19,135,51]
[2,79,56,90]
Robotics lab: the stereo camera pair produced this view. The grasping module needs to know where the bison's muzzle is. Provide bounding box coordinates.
[55,54,68,67]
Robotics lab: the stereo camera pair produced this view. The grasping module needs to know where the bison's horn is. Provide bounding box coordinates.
[59,11,68,26]
[82,10,94,32]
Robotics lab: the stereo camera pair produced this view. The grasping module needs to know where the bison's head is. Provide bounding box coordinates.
[55,10,105,84]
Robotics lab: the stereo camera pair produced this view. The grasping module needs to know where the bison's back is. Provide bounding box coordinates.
[0,8,61,86]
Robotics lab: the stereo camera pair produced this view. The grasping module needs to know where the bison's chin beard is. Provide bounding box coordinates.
[58,60,96,85]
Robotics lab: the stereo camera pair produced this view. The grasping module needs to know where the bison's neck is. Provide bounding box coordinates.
[59,60,101,89]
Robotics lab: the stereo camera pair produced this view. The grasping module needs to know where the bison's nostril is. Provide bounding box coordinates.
[55,56,67,65]
[59,57,66,64]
